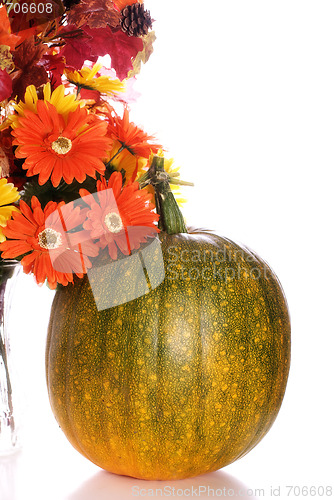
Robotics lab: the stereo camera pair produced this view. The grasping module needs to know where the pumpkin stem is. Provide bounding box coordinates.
[143,155,188,234]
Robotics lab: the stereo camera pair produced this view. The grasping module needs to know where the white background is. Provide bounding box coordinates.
[1,1,334,499]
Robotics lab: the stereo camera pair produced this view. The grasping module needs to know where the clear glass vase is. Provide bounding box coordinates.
[0,260,22,456]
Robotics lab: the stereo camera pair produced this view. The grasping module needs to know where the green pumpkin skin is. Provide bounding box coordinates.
[46,231,291,480]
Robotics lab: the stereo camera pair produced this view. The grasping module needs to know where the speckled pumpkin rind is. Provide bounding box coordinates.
[46,231,291,480]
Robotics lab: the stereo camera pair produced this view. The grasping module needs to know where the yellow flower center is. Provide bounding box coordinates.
[38,228,62,250]
[104,212,123,234]
[51,136,72,155]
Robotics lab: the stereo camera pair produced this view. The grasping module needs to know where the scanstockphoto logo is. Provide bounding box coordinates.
[87,236,165,311]
[44,189,165,312]
[131,485,266,497]
[165,245,269,283]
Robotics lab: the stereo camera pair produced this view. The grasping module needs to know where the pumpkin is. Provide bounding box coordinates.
[46,157,291,480]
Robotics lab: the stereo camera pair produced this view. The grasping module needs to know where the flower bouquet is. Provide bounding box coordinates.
[0,0,177,288]
[0,0,290,481]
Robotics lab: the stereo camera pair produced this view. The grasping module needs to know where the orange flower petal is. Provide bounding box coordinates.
[1,197,99,287]
[13,101,110,187]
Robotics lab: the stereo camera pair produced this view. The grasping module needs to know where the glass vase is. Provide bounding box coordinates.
[0,260,21,456]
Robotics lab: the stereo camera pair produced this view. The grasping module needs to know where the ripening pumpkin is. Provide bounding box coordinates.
[46,157,290,480]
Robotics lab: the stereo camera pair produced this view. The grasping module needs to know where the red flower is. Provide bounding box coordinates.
[80,171,159,259]
[0,196,99,288]
[0,68,13,102]
[40,51,66,89]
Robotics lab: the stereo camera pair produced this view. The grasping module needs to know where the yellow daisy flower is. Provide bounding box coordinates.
[3,83,82,130]
[0,177,20,242]
[144,151,187,207]
[163,156,187,207]
[65,63,125,96]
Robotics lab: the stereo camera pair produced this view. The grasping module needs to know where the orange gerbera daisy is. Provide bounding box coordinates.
[108,107,162,158]
[79,171,159,259]
[11,101,111,187]
[0,196,99,288]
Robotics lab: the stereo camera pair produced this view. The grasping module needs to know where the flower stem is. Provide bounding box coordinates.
[168,175,194,187]
[0,331,14,420]
[76,85,82,100]
[145,155,188,235]
[109,144,126,163]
